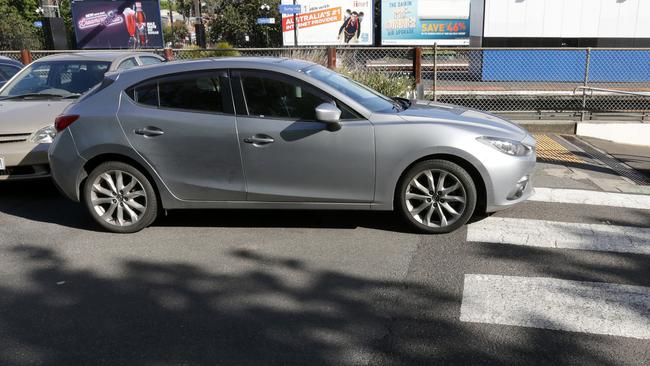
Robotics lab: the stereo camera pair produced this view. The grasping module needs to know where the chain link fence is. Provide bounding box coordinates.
[2,47,649,120]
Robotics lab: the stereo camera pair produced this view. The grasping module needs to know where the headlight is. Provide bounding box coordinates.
[477,136,532,156]
[29,125,57,143]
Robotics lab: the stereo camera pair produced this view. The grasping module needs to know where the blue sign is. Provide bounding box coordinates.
[256,17,276,25]
[279,4,301,14]
[33,20,43,28]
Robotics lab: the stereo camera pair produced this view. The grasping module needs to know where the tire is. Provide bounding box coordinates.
[397,159,477,234]
[83,161,158,233]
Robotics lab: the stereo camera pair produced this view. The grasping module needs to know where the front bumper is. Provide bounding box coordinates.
[0,141,50,181]
[484,136,537,212]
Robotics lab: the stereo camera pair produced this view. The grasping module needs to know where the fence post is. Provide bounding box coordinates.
[413,47,423,99]
[20,49,32,65]
[327,47,336,69]
[432,43,438,102]
[163,48,174,62]
[581,47,592,122]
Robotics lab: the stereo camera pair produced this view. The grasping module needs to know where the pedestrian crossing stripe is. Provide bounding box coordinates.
[460,274,650,340]
[467,217,650,255]
[531,187,650,210]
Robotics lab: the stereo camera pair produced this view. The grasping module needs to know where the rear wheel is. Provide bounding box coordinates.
[83,161,158,233]
[397,159,477,234]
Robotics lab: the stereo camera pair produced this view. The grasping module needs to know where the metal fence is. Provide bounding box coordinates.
[2,47,649,120]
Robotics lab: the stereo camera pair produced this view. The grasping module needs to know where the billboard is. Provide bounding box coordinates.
[71,0,164,49]
[281,0,374,46]
[381,0,470,45]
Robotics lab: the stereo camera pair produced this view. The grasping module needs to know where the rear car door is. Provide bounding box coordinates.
[231,69,375,203]
[117,70,245,201]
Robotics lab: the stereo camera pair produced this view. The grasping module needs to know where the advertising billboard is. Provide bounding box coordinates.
[281,0,374,46]
[381,0,470,45]
[71,0,164,49]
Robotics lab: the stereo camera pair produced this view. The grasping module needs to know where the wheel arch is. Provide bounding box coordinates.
[393,153,488,214]
[80,153,163,208]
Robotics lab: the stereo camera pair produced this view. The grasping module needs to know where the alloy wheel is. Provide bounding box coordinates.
[405,169,467,228]
[90,170,148,227]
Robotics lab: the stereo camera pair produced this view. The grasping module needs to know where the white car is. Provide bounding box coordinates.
[0,52,164,180]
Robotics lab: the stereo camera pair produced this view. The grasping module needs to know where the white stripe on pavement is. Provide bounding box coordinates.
[467,217,650,255]
[531,188,650,210]
[460,274,650,340]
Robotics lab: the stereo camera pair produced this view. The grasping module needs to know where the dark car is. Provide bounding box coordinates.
[0,56,23,88]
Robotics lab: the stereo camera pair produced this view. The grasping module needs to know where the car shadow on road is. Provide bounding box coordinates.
[0,244,623,366]
[0,180,422,233]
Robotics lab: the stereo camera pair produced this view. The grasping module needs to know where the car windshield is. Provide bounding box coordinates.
[303,65,404,113]
[0,60,110,98]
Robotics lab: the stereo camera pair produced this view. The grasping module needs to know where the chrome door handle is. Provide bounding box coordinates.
[134,126,164,137]
[243,135,274,144]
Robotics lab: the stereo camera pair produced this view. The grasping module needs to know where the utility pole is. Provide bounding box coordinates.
[292,0,298,46]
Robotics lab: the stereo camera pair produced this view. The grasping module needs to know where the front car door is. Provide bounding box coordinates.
[231,69,374,203]
[118,70,245,201]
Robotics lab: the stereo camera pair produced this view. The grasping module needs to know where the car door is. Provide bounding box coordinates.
[231,69,374,203]
[118,70,245,201]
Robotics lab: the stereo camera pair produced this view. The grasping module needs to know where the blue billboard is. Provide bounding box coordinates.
[381,0,470,45]
[71,0,164,49]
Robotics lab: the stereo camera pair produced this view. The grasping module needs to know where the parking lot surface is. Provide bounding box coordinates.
[1,149,649,365]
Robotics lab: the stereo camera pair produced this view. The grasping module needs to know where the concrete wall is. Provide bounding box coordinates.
[577,123,650,147]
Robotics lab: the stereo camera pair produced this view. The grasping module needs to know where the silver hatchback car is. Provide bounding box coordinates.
[49,57,536,234]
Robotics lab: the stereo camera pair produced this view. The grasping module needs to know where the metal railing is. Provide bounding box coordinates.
[3,46,650,120]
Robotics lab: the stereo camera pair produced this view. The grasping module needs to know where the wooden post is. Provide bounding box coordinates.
[20,49,32,65]
[433,43,438,102]
[413,47,423,99]
[327,47,336,69]
[163,48,174,61]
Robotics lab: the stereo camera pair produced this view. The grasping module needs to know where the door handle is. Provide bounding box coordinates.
[134,126,164,137]
[243,135,275,145]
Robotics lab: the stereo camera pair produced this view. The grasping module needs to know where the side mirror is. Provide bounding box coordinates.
[315,103,342,131]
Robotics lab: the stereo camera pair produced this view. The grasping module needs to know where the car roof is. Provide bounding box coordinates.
[33,51,163,63]
[0,56,23,67]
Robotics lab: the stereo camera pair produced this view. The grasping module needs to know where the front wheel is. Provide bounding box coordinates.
[83,161,158,233]
[397,160,477,234]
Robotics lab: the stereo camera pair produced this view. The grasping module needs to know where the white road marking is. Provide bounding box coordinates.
[460,274,650,340]
[531,188,650,210]
[467,217,650,255]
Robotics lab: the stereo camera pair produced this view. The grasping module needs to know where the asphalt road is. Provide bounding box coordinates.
[0,177,649,366]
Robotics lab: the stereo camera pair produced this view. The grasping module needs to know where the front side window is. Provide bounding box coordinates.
[239,72,326,120]
[126,71,229,114]
[0,60,110,97]
[140,56,162,65]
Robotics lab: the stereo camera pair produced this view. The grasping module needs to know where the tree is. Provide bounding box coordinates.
[164,20,190,47]
[208,0,281,48]
[0,0,42,50]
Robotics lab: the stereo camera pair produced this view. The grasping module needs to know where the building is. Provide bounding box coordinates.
[470,0,650,47]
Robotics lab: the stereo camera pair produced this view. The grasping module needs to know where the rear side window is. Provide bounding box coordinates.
[117,58,138,71]
[159,75,223,112]
[125,71,232,114]
[131,81,158,106]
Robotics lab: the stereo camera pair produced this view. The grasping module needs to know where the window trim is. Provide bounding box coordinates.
[230,69,365,122]
[124,69,236,116]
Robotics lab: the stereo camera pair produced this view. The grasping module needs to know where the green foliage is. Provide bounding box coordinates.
[208,0,281,47]
[0,0,42,50]
[338,68,414,98]
[175,42,240,59]
[164,20,190,48]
